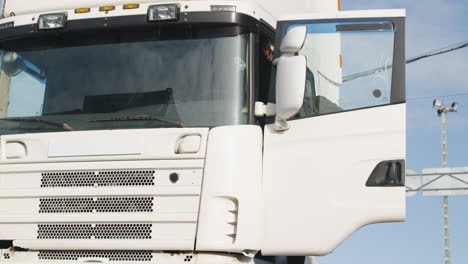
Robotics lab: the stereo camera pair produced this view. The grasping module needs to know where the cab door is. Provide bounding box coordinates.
[262,10,406,256]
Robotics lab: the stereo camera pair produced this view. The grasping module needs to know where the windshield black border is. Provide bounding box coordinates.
[0,11,259,42]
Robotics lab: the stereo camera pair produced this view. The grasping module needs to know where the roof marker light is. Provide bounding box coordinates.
[123,4,140,9]
[75,8,90,14]
[38,13,67,30]
[148,4,179,22]
[211,5,236,12]
[99,6,115,12]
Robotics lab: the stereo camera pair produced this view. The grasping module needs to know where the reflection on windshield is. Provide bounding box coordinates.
[0,30,250,135]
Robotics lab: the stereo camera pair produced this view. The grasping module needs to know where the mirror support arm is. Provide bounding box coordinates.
[272,53,295,66]
[0,68,12,118]
[274,117,290,131]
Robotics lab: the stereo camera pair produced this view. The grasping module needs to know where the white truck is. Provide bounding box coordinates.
[0,0,406,263]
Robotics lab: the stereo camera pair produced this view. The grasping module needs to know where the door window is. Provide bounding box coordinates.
[292,21,396,119]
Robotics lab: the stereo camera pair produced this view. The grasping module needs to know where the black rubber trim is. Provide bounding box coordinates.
[366,159,405,187]
[259,19,275,40]
[336,22,394,31]
[0,240,12,249]
[391,17,405,103]
[254,19,276,126]
[0,11,259,42]
[286,101,405,123]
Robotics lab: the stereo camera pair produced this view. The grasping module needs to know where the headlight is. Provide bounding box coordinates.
[38,13,67,30]
[148,4,179,22]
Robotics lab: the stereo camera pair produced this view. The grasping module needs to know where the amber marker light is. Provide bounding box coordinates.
[123,4,140,9]
[75,8,90,14]
[99,6,115,12]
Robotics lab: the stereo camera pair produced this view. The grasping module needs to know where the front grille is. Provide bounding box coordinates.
[37,224,152,239]
[38,250,153,261]
[41,170,156,188]
[39,197,154,213]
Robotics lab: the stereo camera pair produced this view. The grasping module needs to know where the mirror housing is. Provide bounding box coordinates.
[275,56,306,123]
[1,52,25,77]
[274,26,307,131]
[280,26,307,53]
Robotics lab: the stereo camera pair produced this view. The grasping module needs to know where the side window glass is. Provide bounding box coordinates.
[0,52,46,118]
[293,20,395,118]
[258,34,274,103]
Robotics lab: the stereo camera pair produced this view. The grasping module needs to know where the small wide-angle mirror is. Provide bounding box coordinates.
[279,26,307,53]
[1,52,25,76]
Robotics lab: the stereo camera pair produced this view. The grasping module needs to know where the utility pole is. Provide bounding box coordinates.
[432,99,459,264]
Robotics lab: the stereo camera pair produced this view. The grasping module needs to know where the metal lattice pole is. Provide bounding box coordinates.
[440,110,450,264]
[433,99,457,264]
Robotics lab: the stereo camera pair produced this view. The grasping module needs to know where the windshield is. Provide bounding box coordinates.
[0,26,251,135]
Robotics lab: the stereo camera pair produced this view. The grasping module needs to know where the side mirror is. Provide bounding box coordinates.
[274,26,307,131]
[1,52,25,77]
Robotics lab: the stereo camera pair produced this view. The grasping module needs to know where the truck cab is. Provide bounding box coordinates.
[0,0,406,263]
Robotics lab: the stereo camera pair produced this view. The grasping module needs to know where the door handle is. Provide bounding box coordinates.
[366,160,405,187]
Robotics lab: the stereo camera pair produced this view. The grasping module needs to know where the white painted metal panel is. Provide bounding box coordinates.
[196,125,263,255]
[263,104,406,255]
[48,136,144,157]
[405,169,420,197]
[0,128,209,163]
[421,167,468,196]
[0,0,276,32]
[262,8,405,255]
[0,250,266,264]
[14,238,195,251]
[3,0,338,18]
[279,9,406,21]
[4,0,174,17]
[0,129,207,251]
[0,159,205,173]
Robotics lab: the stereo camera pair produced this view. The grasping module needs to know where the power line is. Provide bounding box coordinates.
[407,92,468,101]
[343,40,468,82]
[406,41,468,64]
[404,41,468,101]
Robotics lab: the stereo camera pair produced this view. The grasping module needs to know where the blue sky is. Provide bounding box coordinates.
[318,0,468,263]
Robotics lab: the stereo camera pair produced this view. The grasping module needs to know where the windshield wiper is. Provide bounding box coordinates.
[0,118,73,131]
[90,115,185,128]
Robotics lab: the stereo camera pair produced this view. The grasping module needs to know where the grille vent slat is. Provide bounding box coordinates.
[39,197,154,213]
[41,170,156,188]
[37,224,152,239]
[38,250,153,261]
